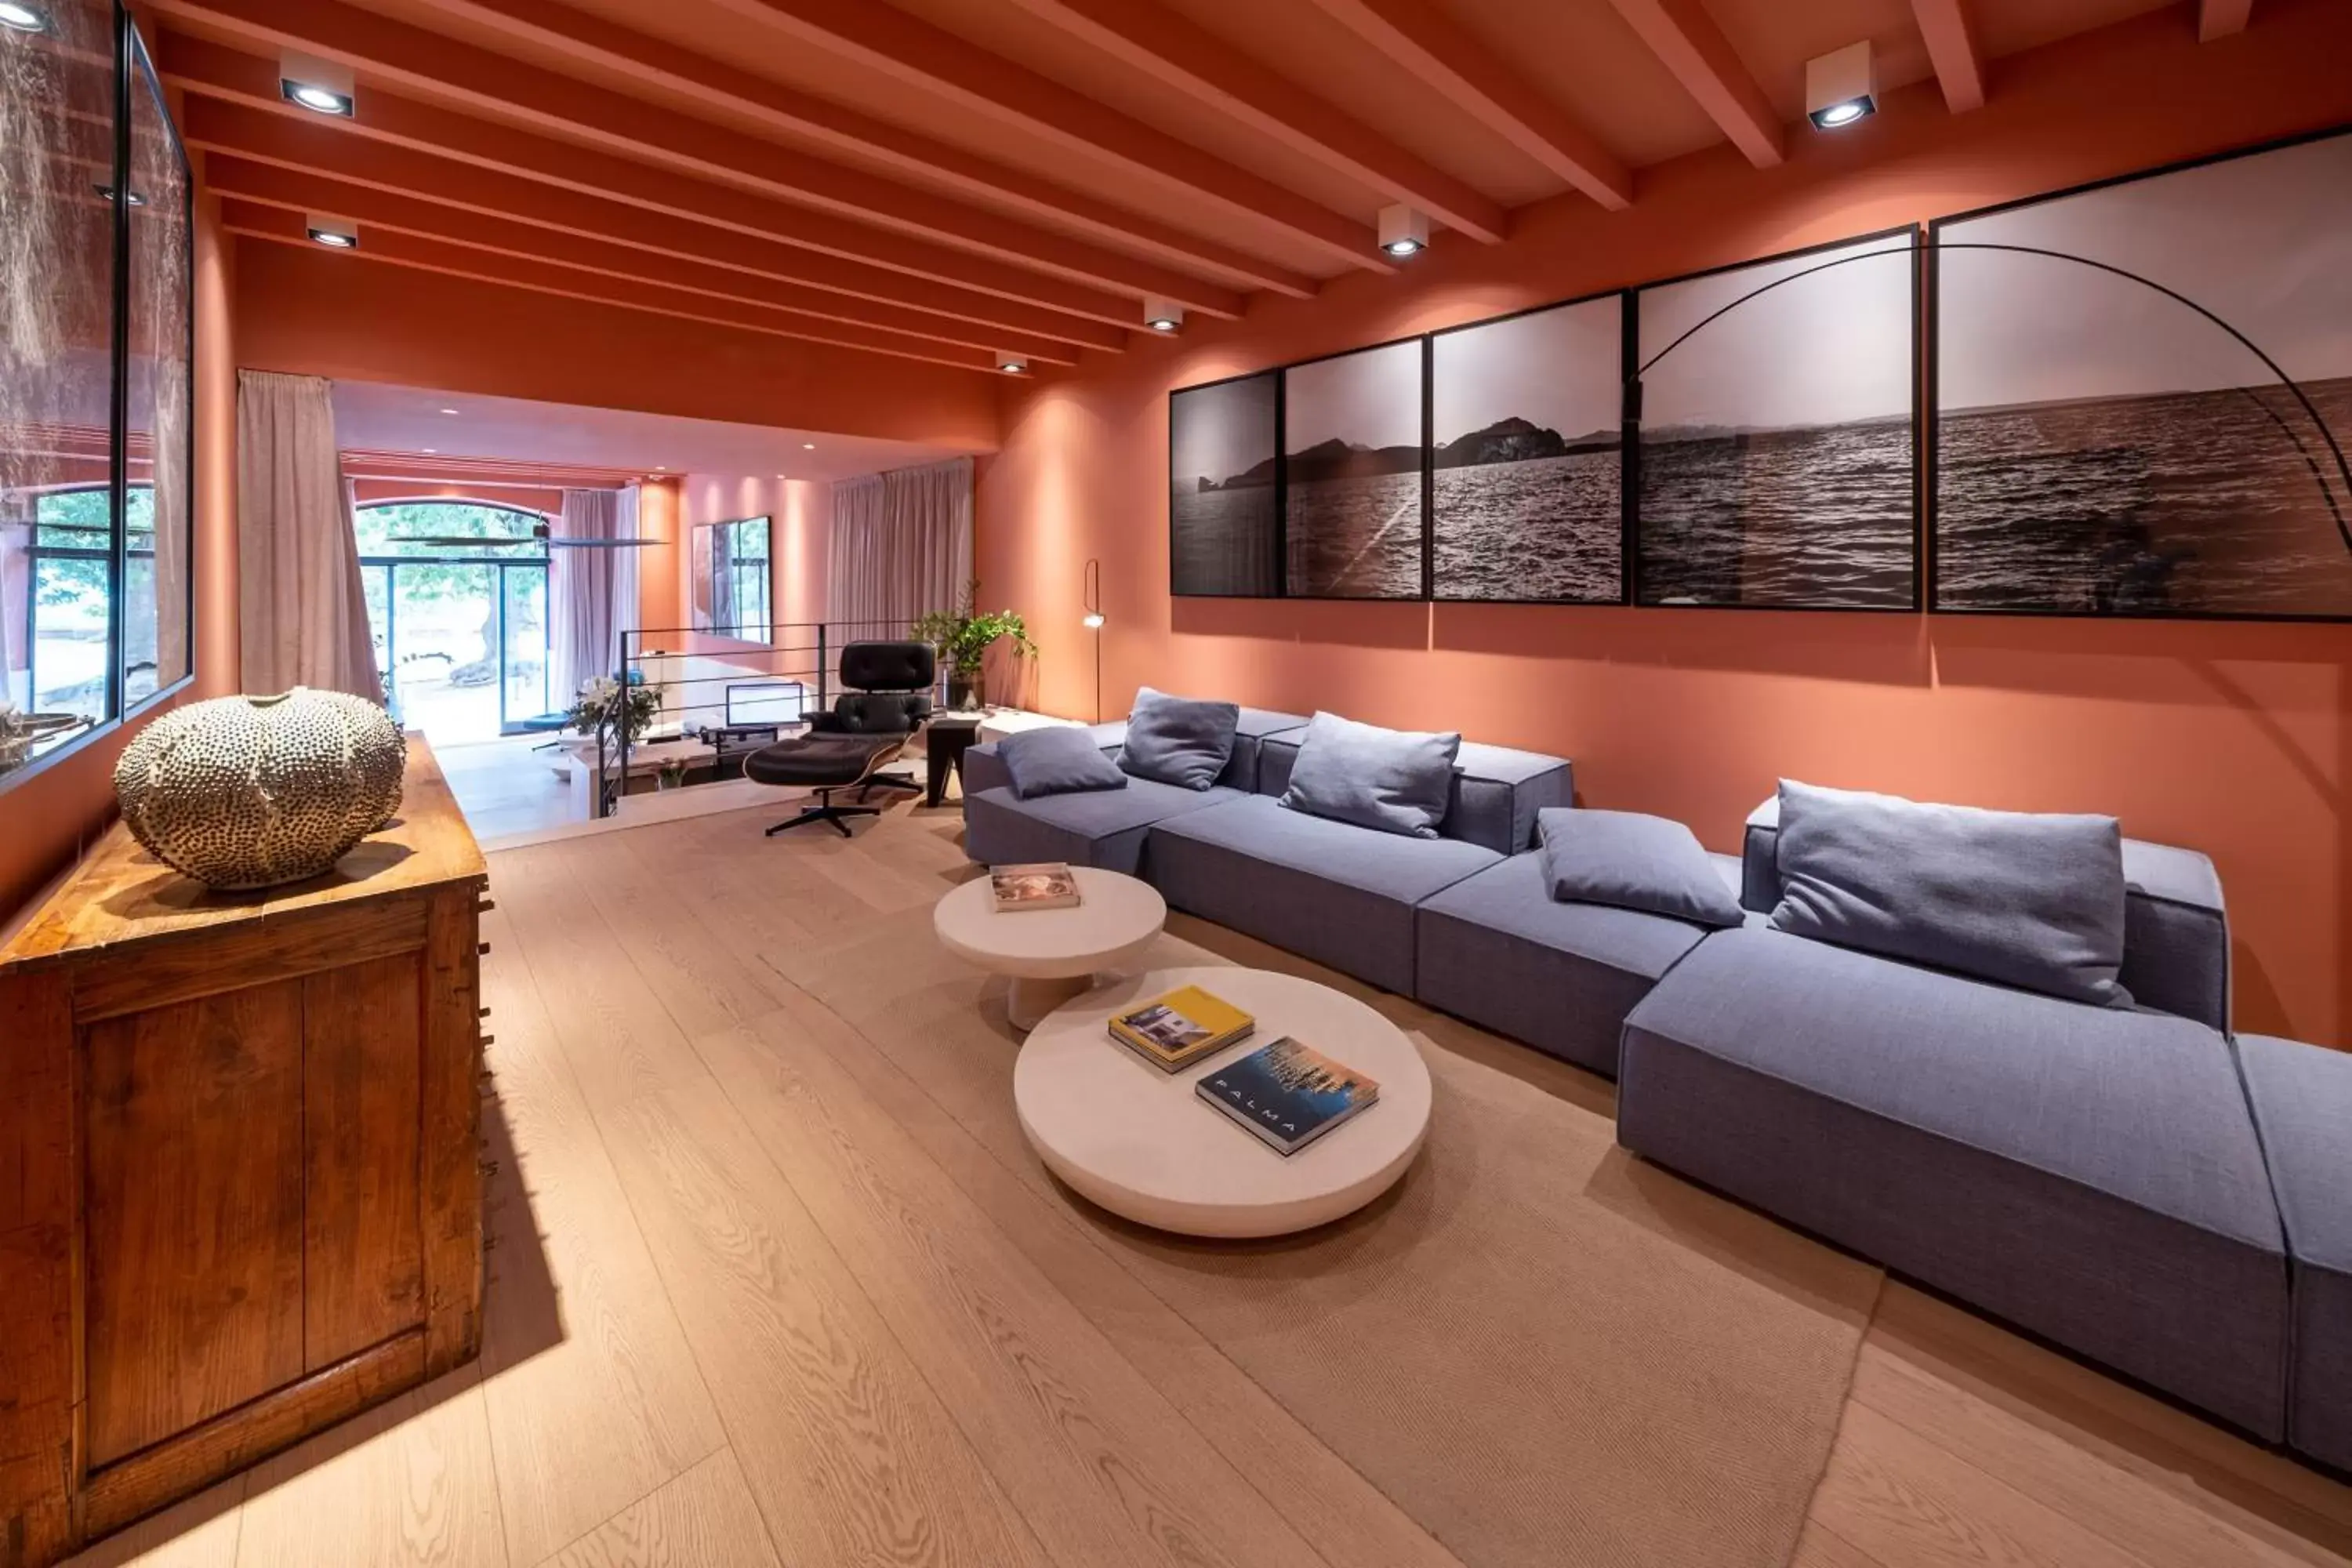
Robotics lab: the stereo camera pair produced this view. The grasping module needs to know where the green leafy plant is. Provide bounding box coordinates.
[912,582,1036,699]
[570,675,664,745]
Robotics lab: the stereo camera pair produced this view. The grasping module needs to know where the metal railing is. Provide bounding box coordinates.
[593,619,913,818]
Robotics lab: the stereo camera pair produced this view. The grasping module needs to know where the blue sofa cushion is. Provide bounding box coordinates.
[998,726,1128,800]
[962,780,1242,877]
[1766,780,2131,1008]
[1742,796,2229,1030]
[1149,795,1498,994]
[1416,850,1737,1077]
[1538,808,1743,930]
[1260,735,1570,855]
[2236,1033,2352,1472]
[1279,711,1461,839]
[1120,688,1241,790]
[1618,926,2288,1439]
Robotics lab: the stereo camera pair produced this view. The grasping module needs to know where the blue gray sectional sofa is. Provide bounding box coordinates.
[959,706,2352,1470]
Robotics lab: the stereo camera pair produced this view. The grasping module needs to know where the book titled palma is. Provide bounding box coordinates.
[1196,1036,1381,1157]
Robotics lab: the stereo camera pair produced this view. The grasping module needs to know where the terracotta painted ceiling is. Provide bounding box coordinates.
[147,0,2242,373]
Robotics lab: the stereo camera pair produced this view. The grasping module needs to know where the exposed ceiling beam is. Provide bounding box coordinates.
[220,199,1010,372]
[2198,0,2253,41]
[204,157,1086,365]
[1601,0,1782,168]
[707,0,1391,273]
[1005,0,1505,242]
[1302,0,1631,210]
[153,0,1240,318]
[408,0,1313,297]
[1909,0,1985,111]
[176,95,1130,353]
[157,33,1154,331]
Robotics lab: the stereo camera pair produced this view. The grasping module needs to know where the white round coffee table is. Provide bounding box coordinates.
[1014,966,1433,1238]
[933,866,1167,1029]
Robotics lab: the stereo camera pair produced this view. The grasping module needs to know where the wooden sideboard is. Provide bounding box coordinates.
[0,738,489,1566]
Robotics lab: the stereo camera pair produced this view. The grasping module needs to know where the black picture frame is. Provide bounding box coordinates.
[1428,289,1628,604]
[1928,125,2352,623]
[1628,225,1922,613]
[1279,336,1430,601]
[1167,368,1281,598]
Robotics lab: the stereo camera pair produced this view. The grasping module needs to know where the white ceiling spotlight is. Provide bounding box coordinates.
[307,213,360,249]
[280,51,356,118]
[1806,41,1877,130]
[996,350,1029,375]
[1142,296,1184,334]
[1377,203,1430,259]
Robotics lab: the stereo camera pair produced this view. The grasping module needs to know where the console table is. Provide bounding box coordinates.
[0,739,489,1564]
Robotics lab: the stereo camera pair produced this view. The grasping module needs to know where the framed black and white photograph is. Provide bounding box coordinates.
[1431,293,1624,603]
[1168,370,1279,597]
[1933,130,2352,620]
[1283,339,1427,599]
[1632,229,1920,610]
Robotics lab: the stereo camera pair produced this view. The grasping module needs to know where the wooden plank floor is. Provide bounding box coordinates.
[69,802,2352,1568]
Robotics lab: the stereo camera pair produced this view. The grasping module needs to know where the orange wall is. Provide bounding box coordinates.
[3,189,241,924]
[977,0,2352,1046]
[234,243,1000,452]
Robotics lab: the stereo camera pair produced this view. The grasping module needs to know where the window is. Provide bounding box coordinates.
[354,502,554,740]
[2,9,194,789]
[689,515,771,642]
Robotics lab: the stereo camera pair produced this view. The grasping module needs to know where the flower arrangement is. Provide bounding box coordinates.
[570,674,664,745]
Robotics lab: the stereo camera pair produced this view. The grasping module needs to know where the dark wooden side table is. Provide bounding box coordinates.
[924,714,985,807]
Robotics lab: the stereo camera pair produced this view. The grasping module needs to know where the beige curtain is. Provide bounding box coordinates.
[237,370,379,699]
[550,487,623,699]
[828,455,972,632]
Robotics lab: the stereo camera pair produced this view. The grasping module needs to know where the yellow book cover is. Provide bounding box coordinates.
[1109,985,1254,1060]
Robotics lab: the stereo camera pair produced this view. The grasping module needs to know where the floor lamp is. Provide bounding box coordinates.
[1081,557,1104,723]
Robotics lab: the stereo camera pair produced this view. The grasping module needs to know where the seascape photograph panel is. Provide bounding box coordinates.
[1170,372,1280,597]
[1936,131,2352,619]
[1432,296,1623,602]
[1283,339,1426,599]
[1635,232,1918,610]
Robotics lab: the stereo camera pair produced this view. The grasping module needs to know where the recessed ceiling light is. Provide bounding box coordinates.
[281,79,355,117]
[307,213,360,249]
[309,227,358,248]
[1811,99,1872,129]
[0,2,50,33]
[653,465,666,471]
[438,406,459,415]
[421,447,437,455]
[1142,296,1184,334]
[996,352,1028,374]
[802,441,815,449]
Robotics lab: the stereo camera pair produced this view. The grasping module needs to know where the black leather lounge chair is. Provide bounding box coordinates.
[744,640,935,837]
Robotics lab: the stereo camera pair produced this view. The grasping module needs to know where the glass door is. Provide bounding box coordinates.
[498,563,549,729]
[389,561,499,741]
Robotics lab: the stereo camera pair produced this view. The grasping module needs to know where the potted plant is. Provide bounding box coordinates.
[912,583,1036,710]
[655,757,690,791]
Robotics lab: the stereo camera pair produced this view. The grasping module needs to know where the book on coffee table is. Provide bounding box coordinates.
[1107,985,1254,1073]
[990,862,1080,912]
[1196,1036,1381,1156]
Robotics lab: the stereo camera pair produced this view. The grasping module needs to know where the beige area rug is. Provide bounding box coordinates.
[774,903,1884,1568]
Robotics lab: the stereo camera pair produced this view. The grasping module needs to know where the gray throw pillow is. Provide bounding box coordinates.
[1279,712,1461,839]
[1768,779,2132,1007]
[1119,687,1240,791]
[997,726,1127,801]
[1538,808,1743,928]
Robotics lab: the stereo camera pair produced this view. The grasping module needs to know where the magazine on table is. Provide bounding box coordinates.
[1106,985,1254,1073]
[1196,1036,1381,1156]
[990,862,1080,912]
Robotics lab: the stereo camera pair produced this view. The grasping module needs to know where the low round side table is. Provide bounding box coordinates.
[1013,966,1434,1238]
[933,866,1167,1029]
